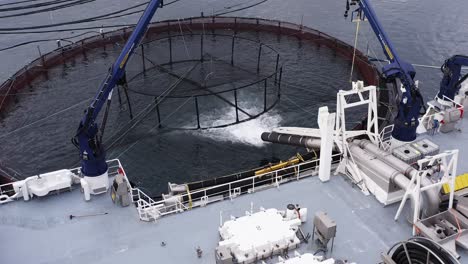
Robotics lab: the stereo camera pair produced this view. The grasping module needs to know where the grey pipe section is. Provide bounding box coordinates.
[348,144,412,190]
[348,144,417,216]
[262,132,439,216]
[261,132,338,151]
[353,139,440,217]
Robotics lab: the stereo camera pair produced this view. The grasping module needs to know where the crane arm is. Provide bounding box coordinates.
[438,55,468,103]
[345,0,424,142]
[74,0,163,178]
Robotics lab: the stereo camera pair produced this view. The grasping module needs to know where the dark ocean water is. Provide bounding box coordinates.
[0,0,467,195]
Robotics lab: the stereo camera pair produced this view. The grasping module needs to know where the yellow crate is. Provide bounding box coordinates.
[443,173,468,194]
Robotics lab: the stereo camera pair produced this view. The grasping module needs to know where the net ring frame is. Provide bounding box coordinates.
[124,32,283,130]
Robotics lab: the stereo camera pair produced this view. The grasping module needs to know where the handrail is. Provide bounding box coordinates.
[131,153,342,221]
[0,153,343,222]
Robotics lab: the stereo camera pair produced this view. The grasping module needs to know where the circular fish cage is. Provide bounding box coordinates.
[124,32,282,130]
[0,17,382,116]
[0,17,394,193]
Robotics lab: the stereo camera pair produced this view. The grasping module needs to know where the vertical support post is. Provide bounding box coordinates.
[195,97,201,129]
[57,40,63,55]
[257,44,263,73]
[449,150,459,209]
[200,33,204,62]
[335,39,338,55]
[412,173,421,235]
[234,17,238,34]
[155,97,162,128]
[117,86,122,106]
[234,89,239,122]
[24,65,32,87]
[318,106,336,182]
[366,87,379,144]
[169,34,173,64]
[231,35,235,65]
[141,44,146,72]
[274,54,280,84]
[37,45,45,67]
[278,67,283,98]
[123,84,134,119]
[275,171,279,188]
[263,79,267,111]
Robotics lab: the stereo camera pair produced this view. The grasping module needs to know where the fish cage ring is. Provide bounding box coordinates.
[124,33,283,130]
[0,16,391,137]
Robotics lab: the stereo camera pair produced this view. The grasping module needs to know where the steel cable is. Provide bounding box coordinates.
[0,0,78,12]
[0,0,95,19]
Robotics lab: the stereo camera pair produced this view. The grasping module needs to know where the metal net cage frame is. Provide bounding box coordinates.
[0,16,384,116]
[123,31,282,130]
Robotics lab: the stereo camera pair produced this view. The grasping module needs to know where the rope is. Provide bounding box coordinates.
[0,78,15,111]
[178,18,191,59]
[361,22,384,70]
[282,94,316,116]
[0,97,90,139]
[349,19,361,83]
[113,95,194,159]
[451,209,462,240]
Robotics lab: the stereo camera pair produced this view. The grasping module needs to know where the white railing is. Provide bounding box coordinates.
[379,124,394,151]
[132,153,342,222]
[0,159,130,203]
[0,156,343,222]
[418,95,464,133]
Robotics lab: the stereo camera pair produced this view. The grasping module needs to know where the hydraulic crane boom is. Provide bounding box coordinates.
[73,0,163,192]
[345,0,425,142]
[438,55,468,104]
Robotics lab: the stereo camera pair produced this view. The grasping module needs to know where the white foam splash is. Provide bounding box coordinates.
[189,106,282,147]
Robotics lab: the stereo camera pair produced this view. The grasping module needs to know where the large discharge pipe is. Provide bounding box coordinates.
[352,139,440,217]
[261,132,338,151]
[262,131,440,216]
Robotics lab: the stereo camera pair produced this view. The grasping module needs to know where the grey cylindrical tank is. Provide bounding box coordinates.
[348,144,412,191]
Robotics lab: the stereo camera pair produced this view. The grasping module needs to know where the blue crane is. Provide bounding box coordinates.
[72,0,163,183]
[345,0,425,142]
[438,55,468,104]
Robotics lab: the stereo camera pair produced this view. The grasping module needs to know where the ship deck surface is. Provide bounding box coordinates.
[1,121,468,264]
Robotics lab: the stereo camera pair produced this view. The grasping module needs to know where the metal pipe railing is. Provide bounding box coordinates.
[132,153,342,221]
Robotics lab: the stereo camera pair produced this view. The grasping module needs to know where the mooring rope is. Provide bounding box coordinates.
[0,97,91,140]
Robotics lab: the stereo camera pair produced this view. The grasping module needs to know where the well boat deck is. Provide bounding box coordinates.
[1,122,468,264]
